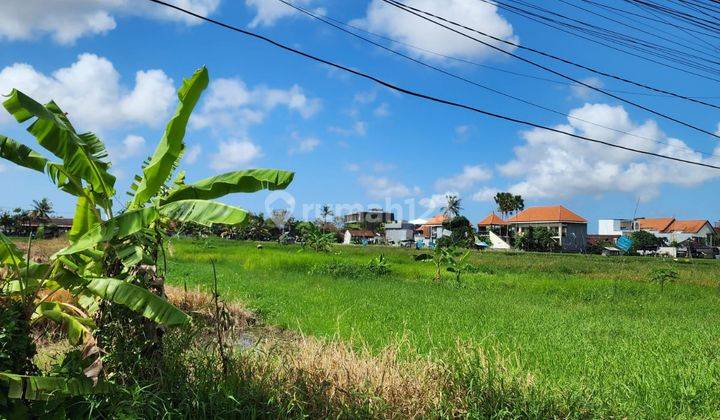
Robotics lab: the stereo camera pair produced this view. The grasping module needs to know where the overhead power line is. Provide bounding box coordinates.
[276,0,720,160]
[312,6,720,99]
[145,0,720,171]
[380,0,720,138]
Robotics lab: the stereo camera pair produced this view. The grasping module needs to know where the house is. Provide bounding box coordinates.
[343,209,394,230]
[343,229,378,245]
[415,214,450,246]
[634,217,715,245]
[505,205,587,252]
[477,212,511,249]
[384,221,415,246]
[28,217,73,237]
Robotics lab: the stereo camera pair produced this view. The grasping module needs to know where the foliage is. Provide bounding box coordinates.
[299,222,335,252]
[493,192,524,218]
[441,215,475,248]
[649,267,678,290]
[442,247,474,286]
[440,194,462,218]
[630,230,665,254]
[0,299,36,375]
[0,67,293,403]
[515,227,559,252]
[368,253,390,276]
[319,204,334,232]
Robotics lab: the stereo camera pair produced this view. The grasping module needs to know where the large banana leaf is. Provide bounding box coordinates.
[33,302,94,345]
[0,135,48,172]
[128,67,209,209]
[68,195,100,243]
[2,91,115,198]
[0,372,105,400]
[85,278,189,326]
[0,232,25,271]
[57,207,159,256]
[159,199,248,226]
[161,169,294,204]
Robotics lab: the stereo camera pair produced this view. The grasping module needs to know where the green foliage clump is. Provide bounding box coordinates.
[630,230,665,254]
[299,222,335,252]
[515,227,559,252]
[0,299,36,375]
[368,254,390,276]
[650,267,678,290]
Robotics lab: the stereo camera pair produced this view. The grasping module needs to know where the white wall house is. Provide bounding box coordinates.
[384,221,414,245]
[634,218,715,245]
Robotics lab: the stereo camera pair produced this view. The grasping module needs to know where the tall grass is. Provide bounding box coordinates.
[164,239,720,417]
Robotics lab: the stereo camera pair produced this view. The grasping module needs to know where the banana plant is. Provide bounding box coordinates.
[0,66,294,400]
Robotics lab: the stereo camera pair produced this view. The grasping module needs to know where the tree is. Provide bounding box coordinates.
[493,192,513,218]
[30,198,53,222]
[319,204,333,232]
[441,194,462,218]
[511,194,525,216]
[0,66,294,398]
[629,230,665,254]
[442,215,475,248]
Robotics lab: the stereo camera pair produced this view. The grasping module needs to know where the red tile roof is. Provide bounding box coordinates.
[505,205,586,223]
[423,214,448,226]
[663,220,710,234]
[477,212,507,226]
[636,218,675,232]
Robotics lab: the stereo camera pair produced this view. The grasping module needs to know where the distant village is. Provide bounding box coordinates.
[341,205,719,258]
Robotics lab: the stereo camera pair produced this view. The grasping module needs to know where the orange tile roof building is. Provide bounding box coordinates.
[505,205,588,252]
[633,217,715,245]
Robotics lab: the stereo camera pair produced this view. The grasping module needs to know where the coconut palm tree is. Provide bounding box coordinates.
[31,198,53,222]
[320,204,333,232]
[441,194,462,218]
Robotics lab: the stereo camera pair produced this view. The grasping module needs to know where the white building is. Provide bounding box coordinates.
[635,218,715,245]
[598,219,633,236]
[384,221,415,245]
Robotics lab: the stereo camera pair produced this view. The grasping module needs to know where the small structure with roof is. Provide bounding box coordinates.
[505,205,588,252]
[477,212,511,249]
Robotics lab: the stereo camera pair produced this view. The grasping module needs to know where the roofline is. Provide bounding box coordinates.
[506,220,587,224]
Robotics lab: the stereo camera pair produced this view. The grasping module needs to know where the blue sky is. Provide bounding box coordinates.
[1,0,719,232]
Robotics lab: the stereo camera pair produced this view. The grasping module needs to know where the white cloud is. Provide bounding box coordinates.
[471,187,498,202]
[345,163,360,172]
[373,102,390,117]
[499,103,720,201]
[122,134,145,156]
[185,144,202,164]
[245,0,325,28]
[0,0,220,44]
[570,76,604,99]
[328,121,367,137]
[359,175,419,198]
[373,162,397,172]
[420,191,459,209]
[289,133,320,155]
[353,0,517,62]
[434,165,492,191]
[192,78,321,133]
[0,54,175,132]
[210,139,263,170]
[354,90,377,104]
